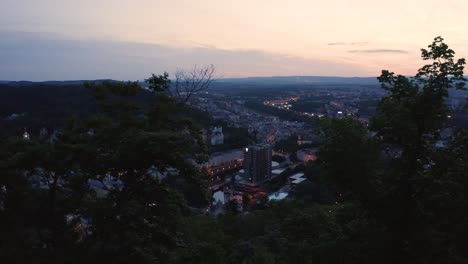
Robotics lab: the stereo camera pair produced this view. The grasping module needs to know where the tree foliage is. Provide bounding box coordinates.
[0,76,210,263]
[316,36,468,263]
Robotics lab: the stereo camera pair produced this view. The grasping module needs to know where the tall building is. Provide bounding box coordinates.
[243,143,272,182]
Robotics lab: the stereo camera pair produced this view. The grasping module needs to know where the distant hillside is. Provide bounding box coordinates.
[0,79,117,86]
[217,76,380,85]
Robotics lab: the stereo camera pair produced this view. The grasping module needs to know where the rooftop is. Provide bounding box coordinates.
[289,173,305,180]
[291,178,307,184]
[268,192,289,201]
[272,168,286,175]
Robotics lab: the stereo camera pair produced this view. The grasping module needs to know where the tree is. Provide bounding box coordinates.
[317,117,380,202]
[316,37,468,263]
[369,36,467,263]
[242,193,251,209]
[145,72,172,93]
[173,65,216,104]
[0,76,211,263]
[274,134,299,153]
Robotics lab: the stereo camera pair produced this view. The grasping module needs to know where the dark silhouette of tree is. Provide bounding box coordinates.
[316,36,468,263]
[369,36,467,263]
[0,76,210,263]
[173,65,216,104]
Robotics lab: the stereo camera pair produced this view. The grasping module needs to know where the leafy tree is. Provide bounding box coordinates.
[0,75,210,263]
[316,36,468,263]
[317,117,380,203]
[369,36,467,263]
[242,193,251,208]
[274,135,299,153]
[272,154,286,163]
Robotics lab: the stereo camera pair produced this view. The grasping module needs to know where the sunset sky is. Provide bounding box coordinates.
[2,0,468,81]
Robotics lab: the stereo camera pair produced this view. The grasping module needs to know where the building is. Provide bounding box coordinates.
[272,168,286,176]
[296,148,318,163]
[289,173,307,187]
[213,190,226,205]
[268,192,288,201]
[22,128,30,140]
[297,134,324,145]
[206,149,243,176]
[271,161,280,169]
[210,126,224,145]
[243,143,272,182]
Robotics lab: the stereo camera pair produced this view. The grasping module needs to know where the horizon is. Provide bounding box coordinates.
[1,75,382,83]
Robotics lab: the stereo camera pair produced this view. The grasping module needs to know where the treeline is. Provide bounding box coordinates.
[0,82,218,138]
[0,83,152,138]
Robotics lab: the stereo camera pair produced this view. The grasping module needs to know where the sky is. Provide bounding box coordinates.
[1,0,468,81]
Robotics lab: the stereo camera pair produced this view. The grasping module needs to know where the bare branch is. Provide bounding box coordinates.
[173,64,215,103]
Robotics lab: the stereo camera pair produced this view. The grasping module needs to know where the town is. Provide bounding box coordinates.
[182,78,468,215]
[187,81,375,213]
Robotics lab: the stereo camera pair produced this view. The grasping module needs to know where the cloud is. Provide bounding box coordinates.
[0,31,370,81]
[348,49,408,54]
[328,42,368,46]
[327,42,346,46]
